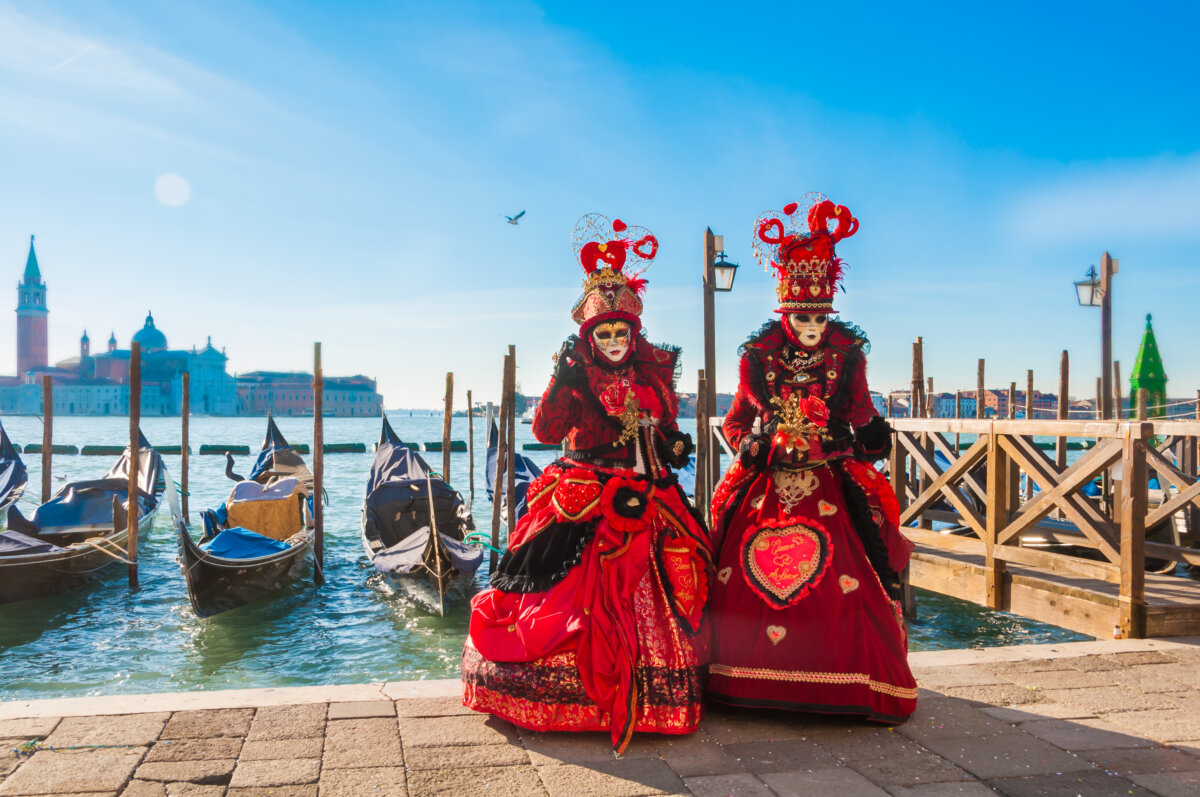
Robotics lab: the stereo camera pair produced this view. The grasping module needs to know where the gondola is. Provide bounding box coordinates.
[0,420,28,517]
[0,432,165,604]
[361,415,481,615]
[175,417,315,618]
[484,417,543,524]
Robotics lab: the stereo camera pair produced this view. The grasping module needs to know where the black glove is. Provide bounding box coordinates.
[853,416,893,462]
[658,431,693,469]
[737,431,771,472]
[547,337,585,401]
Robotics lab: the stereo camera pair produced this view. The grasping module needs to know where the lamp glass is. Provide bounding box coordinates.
[713,261,738,292]
[1074,277,1100,307]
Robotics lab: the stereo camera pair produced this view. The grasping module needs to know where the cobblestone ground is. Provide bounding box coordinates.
[3,641,1200,796]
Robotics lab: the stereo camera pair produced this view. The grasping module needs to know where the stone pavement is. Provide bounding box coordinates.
[2,638,1199,796]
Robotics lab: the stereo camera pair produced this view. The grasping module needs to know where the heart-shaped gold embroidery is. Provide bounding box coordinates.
[839,575,859,594]
[818,500,837,516]
[808,284,821,297]
[766,625,787,645]
[717,567,732,585]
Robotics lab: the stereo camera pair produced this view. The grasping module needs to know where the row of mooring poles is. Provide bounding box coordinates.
[313,343,325,586]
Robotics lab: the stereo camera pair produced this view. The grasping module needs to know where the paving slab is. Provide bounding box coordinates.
[1033,684,1184,716]
[133,758,236,784]
[244,703,326,742]
[407,763,545,796]
[999,668,1118,691]
[1100,708,1200,744]
[393,696,475,718]
[326,700,395,720]
[228,757,321,788]
[657,730,745,777]
[980,658,1078,677]
[1105,665,1195,693]
[937,683,1043,707]
[0,718,59,739]
[815,726,927,762]
[914,732,1092,780]
[841,746,972,789]
[46,712,169,747]
[400,713,519,748]
[986,769,1155,796]
[404,742,528,770]
[317,765,406,796]
[1019,717,1156,751]
[226,787,317,797]
[683,772,773,797]
[0,747,145,795]
[322,717,401,769]
[143,737,242,762]
[1082,745,1200,776]
[698,707,824,745]
[895,698,1012,745]
[758,766,889,796]
[1129,769,1200,796]
[979,703,1097,722]
[537,759,686,796]
[1065,653,1136,672]
[238,737,322,761]
[911,666,1008,690]
[884,783,998,797]
[161,709,253,740]
[519,730,659,766]
[120,782,224,797]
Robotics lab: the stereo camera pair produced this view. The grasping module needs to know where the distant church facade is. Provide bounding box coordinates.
[1,237,381,416]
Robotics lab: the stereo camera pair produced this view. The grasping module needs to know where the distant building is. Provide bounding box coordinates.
[16,236,48,376]
[235,372,382,417]
[1130,314,1168,418]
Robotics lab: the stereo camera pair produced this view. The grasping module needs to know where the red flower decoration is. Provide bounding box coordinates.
[804,397,830,426]
[599,476,654,533]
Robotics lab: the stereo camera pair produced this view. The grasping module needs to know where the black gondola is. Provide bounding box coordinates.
[0,433,165,604]
[484,417,543,524]
[175,417,315,618]
[0,420,28,516]
[361,415,481,615]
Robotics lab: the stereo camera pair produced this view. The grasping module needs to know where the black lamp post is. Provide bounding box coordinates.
[1074,254,1117,419]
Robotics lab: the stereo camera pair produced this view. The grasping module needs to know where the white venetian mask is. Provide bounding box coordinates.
[788,313,828,348]
[591,321,633,363]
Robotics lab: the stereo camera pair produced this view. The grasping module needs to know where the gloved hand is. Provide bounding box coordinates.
[547,337,585,401]
[658,431,694,469]
[737,431,771,472]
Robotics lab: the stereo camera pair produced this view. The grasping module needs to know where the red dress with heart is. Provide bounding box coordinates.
[706,319,917,721]
[461,336,713,754]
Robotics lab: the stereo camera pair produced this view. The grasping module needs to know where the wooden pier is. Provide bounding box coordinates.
[702,417,1200,639]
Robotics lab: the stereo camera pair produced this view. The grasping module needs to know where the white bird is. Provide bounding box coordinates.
[503,210,526,225]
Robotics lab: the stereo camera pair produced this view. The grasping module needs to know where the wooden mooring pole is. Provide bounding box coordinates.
[181,371,190,523]
[505,347,517,543]
[697,370,709,515]
[1096,377,1103,419]
[1113,361,1124,420]
[313,343,325,586]
[489,353,512,572]
[128,342,141,590]
[1025,370,1034,420]
[976,359,985,419]
[41,375,52,502]
[467,389,475,504]
[1007,382,1016,419]
[442,373,453,478]
[1057,351,1069,470]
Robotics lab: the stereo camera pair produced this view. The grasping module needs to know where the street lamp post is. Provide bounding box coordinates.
[699,229,739,511]
[1074,252,1118,419]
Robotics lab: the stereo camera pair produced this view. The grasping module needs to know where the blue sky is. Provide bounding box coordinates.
[2,1,1198,408]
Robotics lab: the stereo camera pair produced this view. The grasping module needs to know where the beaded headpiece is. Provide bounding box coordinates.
[752,192,858,314]
[570,214,658,331]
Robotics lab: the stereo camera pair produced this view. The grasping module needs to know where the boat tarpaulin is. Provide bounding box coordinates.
[248,416,312,486]
[0,530,64,555]
[0,421,27,510]
[201,527,291,559]
[371,527,483,576]
[485,418,542,521]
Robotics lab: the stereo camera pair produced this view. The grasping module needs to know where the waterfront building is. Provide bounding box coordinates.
[235,371,383,416]
[15,236,48,376]
[1130,314,1168,418]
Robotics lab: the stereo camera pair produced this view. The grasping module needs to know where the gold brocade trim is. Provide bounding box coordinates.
[708,664,918,700]
[772,468,819,514]
[614,390,640,448]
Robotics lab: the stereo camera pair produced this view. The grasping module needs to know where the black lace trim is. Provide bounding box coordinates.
[489,520,596,593]
[833,460,901,601]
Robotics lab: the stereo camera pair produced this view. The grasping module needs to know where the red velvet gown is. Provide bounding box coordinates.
[707,320,917,721]
[462,335,713,753]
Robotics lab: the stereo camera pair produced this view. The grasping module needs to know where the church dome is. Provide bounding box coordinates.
[132,311,167,351]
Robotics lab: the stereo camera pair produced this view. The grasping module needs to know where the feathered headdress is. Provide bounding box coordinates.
[570,214,658,330]
[752,193,858,314]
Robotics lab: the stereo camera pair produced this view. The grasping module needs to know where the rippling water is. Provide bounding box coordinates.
[0,414,1088,701]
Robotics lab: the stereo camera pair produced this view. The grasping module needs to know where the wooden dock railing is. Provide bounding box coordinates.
[699,416,1200,638]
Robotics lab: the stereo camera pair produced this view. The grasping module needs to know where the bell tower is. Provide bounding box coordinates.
[16,235,48,376]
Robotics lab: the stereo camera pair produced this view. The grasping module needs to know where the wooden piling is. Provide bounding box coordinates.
[467,389,475,504]
[1113,361,1123,420]
[954,390,962,454]
[1026,370,1034,420]
[1008,382,1016,420]
[505,348,517,542]
[984,424,1008,609]
[697,370,709,515]
[489,353,512,572]
[442,372,453,478]
[886,391,894,419]
[313,343,325,586]
[41,375,52,503]
[927,377,934,418]
[1136,387,1148,421]
[1057,351,1069,470]
[1096,377,1103,419]
[128,342,141,590]
[976,359,985,419]
[1119,422,1149,638]
[181,371,190,523]
[911,340,923,419]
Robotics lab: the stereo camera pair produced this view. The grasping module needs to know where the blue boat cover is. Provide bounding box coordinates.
[0,421,27,511]
[0,530,64,555]
[372,526,483,577]
[201,527,290,559]
[247,416,311,485]
[485,419,543,521]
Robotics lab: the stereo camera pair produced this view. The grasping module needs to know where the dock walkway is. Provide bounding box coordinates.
[2,638,1200,796]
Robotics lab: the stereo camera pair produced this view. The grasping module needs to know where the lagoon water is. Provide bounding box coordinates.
[0,414,1088,701]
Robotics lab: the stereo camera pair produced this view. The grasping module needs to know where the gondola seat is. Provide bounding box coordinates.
[225,477,307,541]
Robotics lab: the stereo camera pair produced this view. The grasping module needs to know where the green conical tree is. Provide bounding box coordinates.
[1130,314,1168,418]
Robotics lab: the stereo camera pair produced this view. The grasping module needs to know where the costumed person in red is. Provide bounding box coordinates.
[462,214,713,754]
[706,194,917,722]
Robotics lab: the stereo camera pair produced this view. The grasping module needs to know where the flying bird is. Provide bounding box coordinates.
[503,210,526,225]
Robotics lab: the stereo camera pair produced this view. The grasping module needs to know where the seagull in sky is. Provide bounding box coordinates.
[503,210,526,225]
